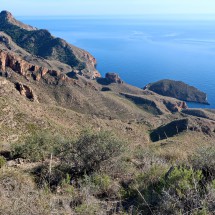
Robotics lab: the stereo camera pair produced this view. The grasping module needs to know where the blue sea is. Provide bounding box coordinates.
[20,16,215,108]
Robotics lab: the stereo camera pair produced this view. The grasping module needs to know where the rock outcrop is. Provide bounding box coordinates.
[0,49,68,84]
[105,73,123,84]
[97,73,123,85]
[144,79,209,104]
[182,109,215,121]
[121,92,187,115]
[150,117,215,142]
[15,82,38,102]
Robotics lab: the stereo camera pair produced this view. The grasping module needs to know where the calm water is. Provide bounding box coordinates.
[20,16,215,108]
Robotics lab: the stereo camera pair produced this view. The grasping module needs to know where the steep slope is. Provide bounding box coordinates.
[0,11,100,79]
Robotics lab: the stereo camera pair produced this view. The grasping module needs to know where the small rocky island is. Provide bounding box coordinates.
[144,79,209,104]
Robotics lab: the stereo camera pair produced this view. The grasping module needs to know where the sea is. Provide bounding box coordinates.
[19,16,215,109]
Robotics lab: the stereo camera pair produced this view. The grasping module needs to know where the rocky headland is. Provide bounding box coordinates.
[144,79,209,104]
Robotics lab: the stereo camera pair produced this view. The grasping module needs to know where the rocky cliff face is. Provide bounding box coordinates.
[0,49,68,83]
[0,10,100,79]
[144,79,209,104]
[150,117,215,142]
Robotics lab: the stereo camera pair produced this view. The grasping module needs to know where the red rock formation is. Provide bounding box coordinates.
[0,49,67,83]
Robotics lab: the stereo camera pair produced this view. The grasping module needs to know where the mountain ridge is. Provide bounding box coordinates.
[0,10,37,31]
[0,10,100,79]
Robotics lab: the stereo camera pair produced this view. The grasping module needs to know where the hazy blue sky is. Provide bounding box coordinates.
[1,0,215,16]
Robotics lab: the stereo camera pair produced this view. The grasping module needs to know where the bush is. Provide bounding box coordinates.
[190,146,215,182]
[32,164,67,189]
[92,173,112,193]
[80,173,121,200]
[157,166,214,215]
[61,130,127,176]
[0,156,6,168]
[124,165,215,214]
[12,132,67,162]
[164,166,203,197]
[127,164,168,211]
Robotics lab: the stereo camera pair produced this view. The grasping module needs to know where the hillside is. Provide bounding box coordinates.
[144,79,209,104]
[0,10,100,79]
[0,11,215,215]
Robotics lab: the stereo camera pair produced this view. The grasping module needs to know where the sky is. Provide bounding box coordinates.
[1,0,215,17]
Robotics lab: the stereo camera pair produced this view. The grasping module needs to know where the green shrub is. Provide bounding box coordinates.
[92,173,112,192]
[131,164,168,209]
[164,166,203,197]
[33,164,67,189]
[12,132,67,162]
[124,166,212,214]
[80,173,119,199]
[157,166,214,215]
[0,156,6,168]
[190,146,215,181]
[61,130,127,175]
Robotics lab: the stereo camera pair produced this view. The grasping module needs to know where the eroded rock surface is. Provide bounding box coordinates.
[15,82,38,102]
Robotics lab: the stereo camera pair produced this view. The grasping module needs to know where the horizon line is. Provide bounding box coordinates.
[16,13,215,19]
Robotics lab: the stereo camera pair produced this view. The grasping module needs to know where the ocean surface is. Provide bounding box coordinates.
[20,16,215,108]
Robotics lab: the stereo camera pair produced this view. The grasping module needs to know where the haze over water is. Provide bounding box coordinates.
[21,16,215,108]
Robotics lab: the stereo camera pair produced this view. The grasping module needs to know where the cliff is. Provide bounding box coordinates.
[0,10,100,79]
[144,79,209,104]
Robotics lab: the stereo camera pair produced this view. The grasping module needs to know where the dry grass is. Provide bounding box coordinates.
[0,168,51,215]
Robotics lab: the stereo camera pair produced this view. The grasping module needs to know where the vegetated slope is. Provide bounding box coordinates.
[144,79,209,104]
